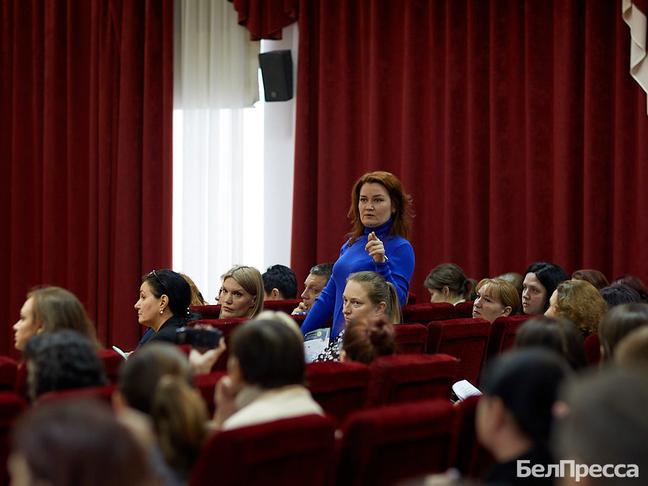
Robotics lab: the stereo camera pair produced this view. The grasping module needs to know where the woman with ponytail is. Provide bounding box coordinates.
[114,343,208,482]
[424,263,473,305]
[341,318,396,364]
[316,271,401,361]
[134,269,196,347]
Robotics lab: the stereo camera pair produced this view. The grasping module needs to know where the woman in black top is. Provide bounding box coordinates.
[135,269,193,347]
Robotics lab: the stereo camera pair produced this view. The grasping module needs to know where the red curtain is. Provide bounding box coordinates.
[290,0,648,300]
[0,0,173,356]
[231,0,298,40]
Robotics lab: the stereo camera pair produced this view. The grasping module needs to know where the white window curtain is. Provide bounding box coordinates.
[173,0,297,303]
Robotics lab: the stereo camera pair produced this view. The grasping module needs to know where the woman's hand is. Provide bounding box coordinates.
[213,375,243,427]
[189,337,226,375]
[365,231,387,263]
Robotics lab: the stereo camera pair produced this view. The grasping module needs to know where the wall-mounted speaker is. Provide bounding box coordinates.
[259,50,293,102]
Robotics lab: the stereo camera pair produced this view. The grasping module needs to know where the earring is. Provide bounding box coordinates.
[159,309,164,315]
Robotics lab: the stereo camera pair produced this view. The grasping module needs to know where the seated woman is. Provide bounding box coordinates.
[13,286,98,352]
[135,269,194,347]
[341,318,395,364]
[115,343,208,482]
[217,265,264,319]
[598,303,648,361]
[23,330,107,402]
[10,400,157,486]
[571,268,609,290]
[477,349,570,485]
[317,270,401,361]
[522,261,568,315]
[514,315,587,370]
[472,278,520,323]
[545,279,608,336]
[213,316,323,430]
[424,263,473,305]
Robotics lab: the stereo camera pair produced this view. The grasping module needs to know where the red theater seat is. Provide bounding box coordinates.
[402,303,470,324]
[0,356,18,391]
[262,299,302,314]
[189,414,336,486]
[0,392,27,485]
[336,399,459,486]
[486,315,530,360]
[97,349,124,383]
[584,333,601,365]
[193,318,247,370]
[36,384,116,405]
[367,354,458,405]
[190,304,221,319]
[393,323,428,354]
[426,318,491,383]
[194,371,227,415]
[454,395,494,478]
[306,361,370,423]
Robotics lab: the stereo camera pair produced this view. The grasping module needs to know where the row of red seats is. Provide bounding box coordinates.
[189,395,491,486]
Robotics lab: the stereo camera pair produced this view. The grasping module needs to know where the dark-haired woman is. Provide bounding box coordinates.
[135,269,194,348]
[300,171,415,341]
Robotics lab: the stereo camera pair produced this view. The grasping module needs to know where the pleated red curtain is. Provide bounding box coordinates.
[290,0,648,299]
[0,0,173,355]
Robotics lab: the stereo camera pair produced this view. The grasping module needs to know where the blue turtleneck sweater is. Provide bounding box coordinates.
[301,219,415,339]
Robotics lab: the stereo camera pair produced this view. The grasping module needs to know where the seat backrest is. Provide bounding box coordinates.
[193,318,248,370]
[189,414,336,486]
[190,304,221,319]
[96,349,124,383]
[194,371,227,415]
[336,399,458,486]
[426,318,491,383]
[393,323,428,354]
[486,315,530,360]
[453,395,495,478]
[0,392,28,485]
[262,299,302,314]
[402,303,461,324]
[368,354,458,405]
[584,332,601,365]
[36,384,116,405]
[306,361,370,423]
[0,356,18,391]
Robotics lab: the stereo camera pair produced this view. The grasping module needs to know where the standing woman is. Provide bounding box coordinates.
[301,171,415,341]
[135,269,193,347]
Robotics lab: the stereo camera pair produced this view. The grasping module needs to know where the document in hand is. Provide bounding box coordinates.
[304,328,330,363]
[452,379,482,401]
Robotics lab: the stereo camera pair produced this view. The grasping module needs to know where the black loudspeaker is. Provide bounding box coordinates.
[259,50,293,102]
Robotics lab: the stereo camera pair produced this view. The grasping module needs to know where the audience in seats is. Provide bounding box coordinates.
[612,274,648,303]
[424,263,474,305]
[615,326,648,368]
[472,278,520,323]
[300,171,415,341]
[477,349,570,485]
[213,316,323,430]
[598,303,648,361]
[13,286,99,352]
[522,262,568,315]
[22,330,107,401]
[115,342,208,482]
[599,283,642,308]
[181,273,208,306]
[514,316,587,370]
[555,368,648,485]
[545,280,608,336]
[497,272,524,301]
[262,264,298,300]
[571,268,609,290]
[135,269,195,348]
[341,318,395,364]
[217,265,264,319]
[316,270,402,362]
[292,263,333,315]
[9,400,158,486]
